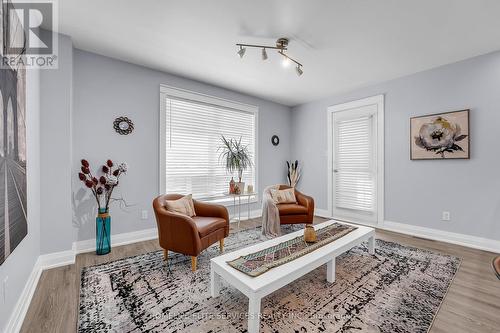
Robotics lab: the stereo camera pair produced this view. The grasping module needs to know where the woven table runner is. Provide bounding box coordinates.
[227,223,357,277]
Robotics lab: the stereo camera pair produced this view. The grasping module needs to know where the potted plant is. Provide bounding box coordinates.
[78,159,128,255]
[219,135,252,194]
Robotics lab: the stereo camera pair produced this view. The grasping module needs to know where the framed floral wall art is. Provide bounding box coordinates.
[410,109,469,160]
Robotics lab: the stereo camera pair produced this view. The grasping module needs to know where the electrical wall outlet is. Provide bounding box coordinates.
[141,210,148,220]
[442,211,451,221]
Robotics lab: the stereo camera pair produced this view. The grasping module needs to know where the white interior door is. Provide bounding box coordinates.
[328,96,384,225]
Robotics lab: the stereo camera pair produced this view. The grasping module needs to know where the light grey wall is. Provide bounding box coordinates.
[0,67,41,330]
[72,49,291,241]
[291,51,500,240]
[40,33,74,254]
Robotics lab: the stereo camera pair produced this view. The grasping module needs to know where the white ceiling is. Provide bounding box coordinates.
[53,0,500,106]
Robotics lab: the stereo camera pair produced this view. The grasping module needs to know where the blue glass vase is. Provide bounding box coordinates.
[96,208,111,255]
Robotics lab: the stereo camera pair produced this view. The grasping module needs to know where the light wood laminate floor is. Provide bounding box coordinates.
[21,217,500,332]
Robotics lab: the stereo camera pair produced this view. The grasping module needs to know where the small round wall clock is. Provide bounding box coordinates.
[271,135,280,146]
[113,117,134,135]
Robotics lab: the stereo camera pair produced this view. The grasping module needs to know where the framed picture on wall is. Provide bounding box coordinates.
[0,0,27,266]
[0,1,3,56]
[410,109,470,160]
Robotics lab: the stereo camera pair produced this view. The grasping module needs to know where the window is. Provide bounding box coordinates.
[334,115,375,212]
[159,85,257,201]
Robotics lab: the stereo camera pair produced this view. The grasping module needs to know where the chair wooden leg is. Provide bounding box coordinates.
[219,239,224,253]
[191,256,197,272]
[163,249,168,261]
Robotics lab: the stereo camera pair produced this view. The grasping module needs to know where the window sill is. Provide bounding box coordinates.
[201,195,259,207]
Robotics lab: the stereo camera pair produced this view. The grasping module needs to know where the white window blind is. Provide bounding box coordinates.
[163,95,256,200]
[334,116,375,212]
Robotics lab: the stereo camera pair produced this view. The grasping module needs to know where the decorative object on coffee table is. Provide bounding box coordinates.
[304,224,317,243]
[287,160,301,187]
[219,135,252,195]
[410,109,469,159]
[228,222,356,277]
[113,116,134,135]
[78,159,128,255]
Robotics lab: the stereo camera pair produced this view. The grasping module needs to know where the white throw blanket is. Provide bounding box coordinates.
[261,184,281,238]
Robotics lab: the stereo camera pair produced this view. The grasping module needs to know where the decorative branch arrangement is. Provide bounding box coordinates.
[78,159,128,212]
[287,160,301,187]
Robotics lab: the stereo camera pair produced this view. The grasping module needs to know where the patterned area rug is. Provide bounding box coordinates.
[78,225,460,333]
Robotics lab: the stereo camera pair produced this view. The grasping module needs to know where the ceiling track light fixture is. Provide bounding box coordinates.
[237,45,246,58]
[236,37,304,76]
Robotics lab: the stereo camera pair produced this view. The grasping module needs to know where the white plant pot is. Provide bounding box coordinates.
[235,182,245,194]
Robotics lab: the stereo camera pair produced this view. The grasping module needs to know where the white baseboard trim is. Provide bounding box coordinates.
[4,227,160,332]
[73,227,158,254]
[315,209,331,218]
[38,249,76,270]
[314,209,500,254]
[4,249,78,332]
[4,258,42,333]
[382,220,500,254]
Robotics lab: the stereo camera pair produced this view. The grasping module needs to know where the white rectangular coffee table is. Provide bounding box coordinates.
[210,220,375,333]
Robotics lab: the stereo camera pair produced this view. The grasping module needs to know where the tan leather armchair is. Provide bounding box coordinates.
[153,194,229,271]
[276,185,315,225]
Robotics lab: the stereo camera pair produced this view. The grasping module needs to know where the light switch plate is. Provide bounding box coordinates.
[141,210,148,220]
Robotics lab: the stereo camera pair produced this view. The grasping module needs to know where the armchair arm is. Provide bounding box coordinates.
[295,189,313,208]
[152,197,202,256]
[193,200,229,221]
[193,200,230,236]
[295,189,315,223]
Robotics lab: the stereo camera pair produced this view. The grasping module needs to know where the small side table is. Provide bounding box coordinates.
[224,192,257,230]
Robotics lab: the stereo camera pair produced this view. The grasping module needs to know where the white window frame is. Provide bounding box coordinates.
[159,84,259,205]
[327,95,384,226]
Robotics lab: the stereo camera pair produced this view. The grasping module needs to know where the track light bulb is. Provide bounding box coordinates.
[296,65,303,76]
[262,48,268,60]
[237,46,246,58]
[282,56,290,67]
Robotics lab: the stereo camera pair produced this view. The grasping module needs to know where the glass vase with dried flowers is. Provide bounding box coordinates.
[78,159,128,255]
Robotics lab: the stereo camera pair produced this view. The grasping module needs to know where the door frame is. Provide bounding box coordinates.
[327,95,385,226]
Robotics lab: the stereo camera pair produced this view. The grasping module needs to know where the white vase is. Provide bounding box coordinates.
[235,182,245,194]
